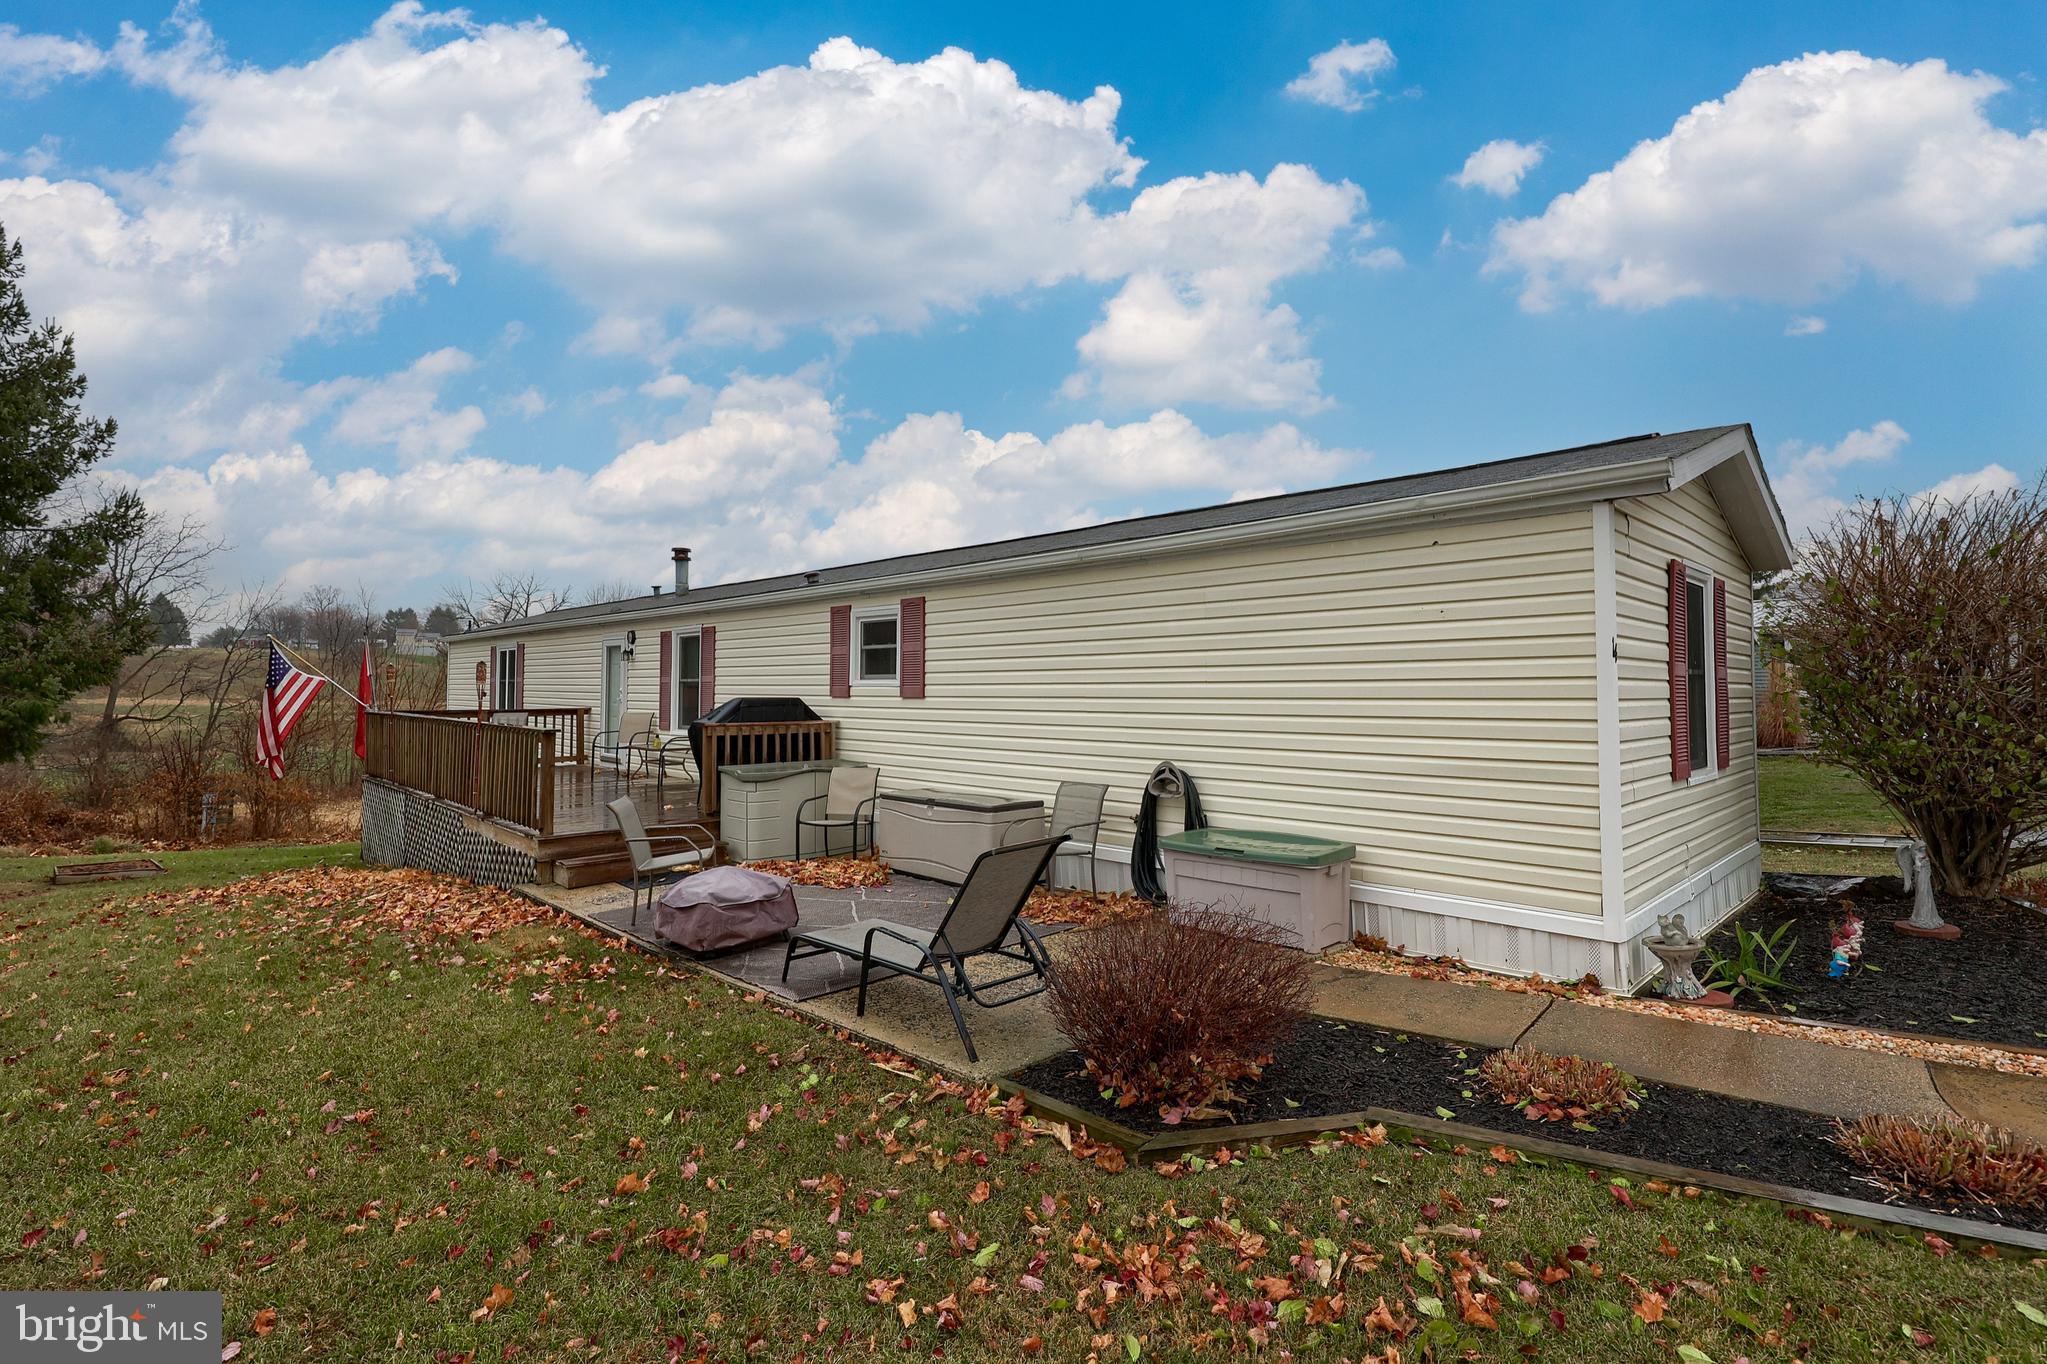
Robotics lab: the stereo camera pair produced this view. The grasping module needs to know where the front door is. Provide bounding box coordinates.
[600,643,627,758]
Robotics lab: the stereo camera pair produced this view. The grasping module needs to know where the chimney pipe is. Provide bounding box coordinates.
[672,547,691,594]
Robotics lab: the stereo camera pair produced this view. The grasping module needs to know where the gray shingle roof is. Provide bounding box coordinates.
[461,425,1746,638]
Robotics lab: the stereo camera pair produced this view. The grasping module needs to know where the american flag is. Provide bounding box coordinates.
[257,641,326,779]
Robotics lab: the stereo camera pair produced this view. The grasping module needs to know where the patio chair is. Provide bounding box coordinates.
[781,835,1067,1062]
[594,710,656,776]
[1047,780,1108,894]
[794,765,879,859]
[606,795,716,927]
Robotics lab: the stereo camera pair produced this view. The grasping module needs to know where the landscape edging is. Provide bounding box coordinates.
[994,1079,2047,1254]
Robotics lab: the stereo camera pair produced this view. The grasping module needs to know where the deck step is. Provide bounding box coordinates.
[552,852,634,888]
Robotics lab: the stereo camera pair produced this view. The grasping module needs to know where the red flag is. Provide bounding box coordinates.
[354,641,373,761]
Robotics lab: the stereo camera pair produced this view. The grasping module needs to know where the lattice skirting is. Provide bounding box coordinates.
[361,779,535,888]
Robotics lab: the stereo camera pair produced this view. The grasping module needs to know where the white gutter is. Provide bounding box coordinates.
[461,455,1681,642]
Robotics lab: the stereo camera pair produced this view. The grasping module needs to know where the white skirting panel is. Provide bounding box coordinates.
[1617,842,1762,990]
[1072,841,1764,995]
[1349,889,1623,988]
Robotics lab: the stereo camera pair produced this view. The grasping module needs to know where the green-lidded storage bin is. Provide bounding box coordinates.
[1158,825,1356,951]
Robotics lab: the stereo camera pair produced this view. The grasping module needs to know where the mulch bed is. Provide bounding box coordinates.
[1705,874,2047,1050]
[1013,1017,2047,1234]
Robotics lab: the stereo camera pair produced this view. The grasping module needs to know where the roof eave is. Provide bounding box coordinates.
[1669,425,1797,573]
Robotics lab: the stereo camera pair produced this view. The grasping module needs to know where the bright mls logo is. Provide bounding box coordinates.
[3,1293,220,1361]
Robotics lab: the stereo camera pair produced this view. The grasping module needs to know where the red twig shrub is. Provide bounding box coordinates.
[1045,906,1313,1117]
[1478,1046,1641,1123]
[1831,1115,2047,1210]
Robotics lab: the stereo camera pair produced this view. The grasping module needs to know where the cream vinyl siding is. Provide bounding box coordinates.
[1613,480,1758,910]
[453,510,1603,916]
[445,638,490,710]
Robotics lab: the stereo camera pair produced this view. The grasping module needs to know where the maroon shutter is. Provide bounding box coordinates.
[657,629,673,728]
[484,649,495,714]
[1668,559,1691,781]
[514,643,526,708]
[699,625,716,712]
[829,606,852,699]
[899,597,926,699]
[1714,578,1730,771]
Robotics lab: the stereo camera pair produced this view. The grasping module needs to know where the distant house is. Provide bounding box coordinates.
[443,425,1795,990]
[391,628,444,657]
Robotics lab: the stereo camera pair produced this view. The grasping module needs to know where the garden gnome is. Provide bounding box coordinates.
[1826,909,1863,978]
[1893,844,1961,940]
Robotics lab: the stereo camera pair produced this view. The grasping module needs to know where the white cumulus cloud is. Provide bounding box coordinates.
[1451,139,1545,197]
[2,5,1369,456]
[1284,40,1395,112]
[1489,52,2047,311]
[112,370,1361,602]
[1784,314,1827,337]
[0,24,106,93]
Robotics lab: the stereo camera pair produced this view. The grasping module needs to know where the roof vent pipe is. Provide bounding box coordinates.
[672,547,691,593]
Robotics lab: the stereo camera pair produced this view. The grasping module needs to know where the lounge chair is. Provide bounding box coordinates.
[606,796,716,927]
[780,835,1066,1062]
[795,765,879,858]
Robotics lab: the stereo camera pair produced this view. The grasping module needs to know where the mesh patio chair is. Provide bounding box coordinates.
[594,710,656,775]
[607,796,716,927]
[1048,780,1108,894]
[781,835,1067,1062]
[795,766,879,859]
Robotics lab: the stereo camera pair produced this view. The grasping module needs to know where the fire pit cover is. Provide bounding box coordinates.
[655,866,799,955]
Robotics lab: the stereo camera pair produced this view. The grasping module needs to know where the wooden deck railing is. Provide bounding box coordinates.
[697,720,837,815]
[383,706,588,764]
[365,710,558,834]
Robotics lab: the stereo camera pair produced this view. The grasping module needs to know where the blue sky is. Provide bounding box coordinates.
[2,1,2043,612]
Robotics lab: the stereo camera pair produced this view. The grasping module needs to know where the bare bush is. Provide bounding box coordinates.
[1045,905,1313,1117]
[1478,1046,1641,1123]
[1832,1114,2047,1210]
[1781,479,2047,895]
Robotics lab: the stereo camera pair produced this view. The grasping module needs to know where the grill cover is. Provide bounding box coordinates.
[688,696,823,775]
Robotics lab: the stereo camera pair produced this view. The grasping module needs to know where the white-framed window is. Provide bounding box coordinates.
[1682,563,1721,782]
[672,630,702,725]
[492,644,519,710]
[852,606,899,685]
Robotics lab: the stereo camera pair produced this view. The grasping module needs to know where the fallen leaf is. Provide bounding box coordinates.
[1634,1290,1667,1324]
[250,1308,277,1337]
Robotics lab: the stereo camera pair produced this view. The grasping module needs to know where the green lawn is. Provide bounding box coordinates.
[1758,755,1902,836]
[3,848,2041,1361]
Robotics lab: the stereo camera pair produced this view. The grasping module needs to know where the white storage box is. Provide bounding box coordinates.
[876,789,1046,884]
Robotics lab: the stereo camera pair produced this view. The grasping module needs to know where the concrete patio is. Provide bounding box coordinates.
[517,871,2047,1140]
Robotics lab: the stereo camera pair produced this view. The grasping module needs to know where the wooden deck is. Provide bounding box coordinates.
[547,765,711,837]
[529,765,719,888]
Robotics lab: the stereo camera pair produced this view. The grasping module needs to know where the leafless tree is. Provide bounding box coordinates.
[579,577,651,605]
[92,497,229,733]
[438,572,569,628]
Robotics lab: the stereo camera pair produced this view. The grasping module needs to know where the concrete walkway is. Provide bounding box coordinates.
[1310,966,2047,1141]
[522,876,2047,1139]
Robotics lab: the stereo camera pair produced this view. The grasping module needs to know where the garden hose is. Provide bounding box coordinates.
[1132,761,1207,903]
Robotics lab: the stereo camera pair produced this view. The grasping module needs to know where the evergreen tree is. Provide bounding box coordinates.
[149,592,191,646]
[0,223,149,762]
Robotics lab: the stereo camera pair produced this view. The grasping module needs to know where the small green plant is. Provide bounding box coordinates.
[1832,1115,2047,1210]
[88,834,122,855]
[1702,919,1797,1007]
[1477,1046,1641,1123]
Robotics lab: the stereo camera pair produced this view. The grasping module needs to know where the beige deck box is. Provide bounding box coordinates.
[876,789,1046,884]
[1160,827,1357,951]
[719,760,870,860]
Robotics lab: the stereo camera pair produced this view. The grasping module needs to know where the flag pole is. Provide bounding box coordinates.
[268,635,368,702]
